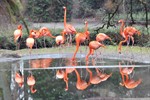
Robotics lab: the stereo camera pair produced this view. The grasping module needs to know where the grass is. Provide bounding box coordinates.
[0,45,149,57]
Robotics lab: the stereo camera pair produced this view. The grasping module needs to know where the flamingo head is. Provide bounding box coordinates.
[63,6,66,10]
[17,25,22,30]
[84,21,88,24]
[136,30,141,36]
[30,30,39,38]
[118,19,124,23]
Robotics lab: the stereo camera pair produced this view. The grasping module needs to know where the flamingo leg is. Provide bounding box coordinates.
[130,36,134,47]
[63,71,69,91]
[118,37,128,54]
[72,41,80,60]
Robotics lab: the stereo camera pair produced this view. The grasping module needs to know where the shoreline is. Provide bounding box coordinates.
[0,46,150,64]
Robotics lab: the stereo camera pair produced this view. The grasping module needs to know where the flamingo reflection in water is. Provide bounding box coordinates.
[74,68,89,90]
[56,58,75,91]
[86,59,112,85]
[30,58,53,68]
[15,71,24,87]
[27,73,37,93]
[63,59,76,91]
[119,62,142,89]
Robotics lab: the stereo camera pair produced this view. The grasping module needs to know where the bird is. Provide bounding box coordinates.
[119,69,142,89]
[118,19,141,54]
[72,21,90,60]
[27,74,37,93]
[38,27,56,48]
[26,30,39,54]
[14,25,22,49]
[62,6,77,46]
[74,68,89,90]
[96,33,111,43]
[38,27,56,38]
[86,67,102,84]
[15,71,24,87]
[85,41,106,61]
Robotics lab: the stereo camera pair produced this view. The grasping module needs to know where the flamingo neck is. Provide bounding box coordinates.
[86,68,93,80]
[64,9,67,27]
[85,23,88,33]
[75,69,81,83]
[120,21,125,36]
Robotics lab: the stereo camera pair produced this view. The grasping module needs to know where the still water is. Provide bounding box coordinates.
[0,54,150,100]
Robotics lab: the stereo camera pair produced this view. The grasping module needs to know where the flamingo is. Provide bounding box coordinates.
[27,74,37,93]
[96,33,111,42]
[15,71,24,87]
[72,21,90,60]
[37,27,56,47]
[62,6,77,45]
[74,68,89,90]
[85,41,105,61]
[118,19,141,54]
[119,68,142,89]
[86,68,102,85]
[38,27,56,38]
[26,30,39,54]
[14,25,22,49]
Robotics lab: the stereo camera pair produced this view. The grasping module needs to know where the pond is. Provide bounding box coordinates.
[0,53,150,100]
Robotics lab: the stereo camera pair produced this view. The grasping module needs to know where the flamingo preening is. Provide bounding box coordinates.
[62,6,77,46]
[14,25,22,49]
[26,30,39,54]
[72,21,90,60]
[118,19,141,54]
[15,71,24,87]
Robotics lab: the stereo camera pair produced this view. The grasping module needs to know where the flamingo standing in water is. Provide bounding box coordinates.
[62,6,77,45]
[27,74,37,93]
[85,41,105,61]
[14,25,22,49]
[15,71,24,87]
[72,21,90,60]
[74,68,89,90]
[118,19,141,54]
[26,30,39,54]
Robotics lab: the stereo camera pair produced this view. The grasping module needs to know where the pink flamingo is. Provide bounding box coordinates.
[62,6,77,45]
[72,21,90,60]
[85,41,105,61]
[14,25,22,49]
[118,19,140,54]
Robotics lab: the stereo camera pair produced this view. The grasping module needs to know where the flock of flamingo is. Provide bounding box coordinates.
[14,6,142,93]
